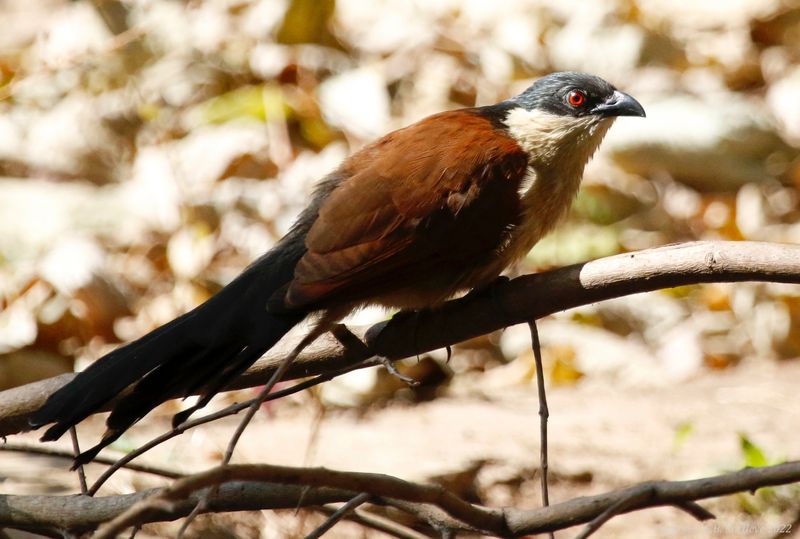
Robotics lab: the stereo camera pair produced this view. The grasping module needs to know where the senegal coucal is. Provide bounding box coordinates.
[31,71,645,463]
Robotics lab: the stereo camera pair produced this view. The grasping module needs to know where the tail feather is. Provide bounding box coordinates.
[33,311,203,441]
[29,243,307,458]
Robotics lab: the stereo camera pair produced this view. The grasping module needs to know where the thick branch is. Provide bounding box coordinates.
[2,240,799,437]
[0,483,356,534]
[2,461,799,536]
[94,464,507,538]
[504,460,800,534]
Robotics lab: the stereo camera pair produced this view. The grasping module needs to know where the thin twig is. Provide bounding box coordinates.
[573,484,716,539]
[175,496,207,539]
[384,498,466,536]
[528,319,553,539]
[222,329,327,465]
[313,505,430,539]
[672,500,715,521]
[0,443,183,480]
[178,325,335,535]
[68,427,88,495]
[87,400,251,495]
[574,488,652,539]
[559,482,713,539]
[88,360,376,495]
[305,493,371,539]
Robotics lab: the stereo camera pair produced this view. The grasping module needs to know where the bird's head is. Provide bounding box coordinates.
[499,72,645,171]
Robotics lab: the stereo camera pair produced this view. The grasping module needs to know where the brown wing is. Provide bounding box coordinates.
[285,108,529,310]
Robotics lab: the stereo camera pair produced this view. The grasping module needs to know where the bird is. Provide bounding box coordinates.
[30,71,645,464]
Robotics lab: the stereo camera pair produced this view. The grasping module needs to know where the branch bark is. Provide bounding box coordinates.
[0,482,356,534]
[2,240,799,438]
[1,461,799,536]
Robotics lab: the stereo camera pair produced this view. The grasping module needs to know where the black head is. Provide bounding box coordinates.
[510,72,645,119]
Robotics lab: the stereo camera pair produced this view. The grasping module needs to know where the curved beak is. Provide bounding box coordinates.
[592,90,646,118]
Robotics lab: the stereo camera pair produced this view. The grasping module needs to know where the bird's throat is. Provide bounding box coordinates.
[500,108,615,266]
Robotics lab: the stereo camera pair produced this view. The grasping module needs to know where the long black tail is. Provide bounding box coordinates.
[29,238,307,464]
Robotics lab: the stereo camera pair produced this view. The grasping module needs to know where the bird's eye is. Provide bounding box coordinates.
[566,90,586,107]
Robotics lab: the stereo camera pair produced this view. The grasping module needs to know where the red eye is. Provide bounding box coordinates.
[567,90,586,107]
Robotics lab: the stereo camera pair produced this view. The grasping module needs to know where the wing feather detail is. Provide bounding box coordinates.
[285,108,528,309]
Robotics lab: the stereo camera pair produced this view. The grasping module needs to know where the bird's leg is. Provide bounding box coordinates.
[379,357,420,387]
[330,323,420,387]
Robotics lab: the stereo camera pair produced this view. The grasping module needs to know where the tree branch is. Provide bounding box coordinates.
[0,482,357,535]
[2,240,799,438]
[503,461,800,535]
[1,461,798,536]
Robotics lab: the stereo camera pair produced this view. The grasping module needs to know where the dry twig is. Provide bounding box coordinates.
[528,319,554,539]
[64,461,800,538]
[88,359,378,495]
[305,492,372,539]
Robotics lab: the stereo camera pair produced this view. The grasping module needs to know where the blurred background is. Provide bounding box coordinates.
[0,0,799,537]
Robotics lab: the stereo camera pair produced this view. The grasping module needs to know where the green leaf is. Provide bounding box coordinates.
[195,85,292,125]
[739,432,769,468]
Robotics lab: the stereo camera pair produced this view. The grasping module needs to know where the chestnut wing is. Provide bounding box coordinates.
[285,109,528,309]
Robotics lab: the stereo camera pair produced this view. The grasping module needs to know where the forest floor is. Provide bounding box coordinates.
[4,358,799,538]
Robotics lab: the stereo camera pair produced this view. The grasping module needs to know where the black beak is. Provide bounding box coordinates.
[592,90,646,118]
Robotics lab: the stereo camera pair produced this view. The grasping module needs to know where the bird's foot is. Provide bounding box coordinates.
[378,357,420,387]
[331,322,423,384]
